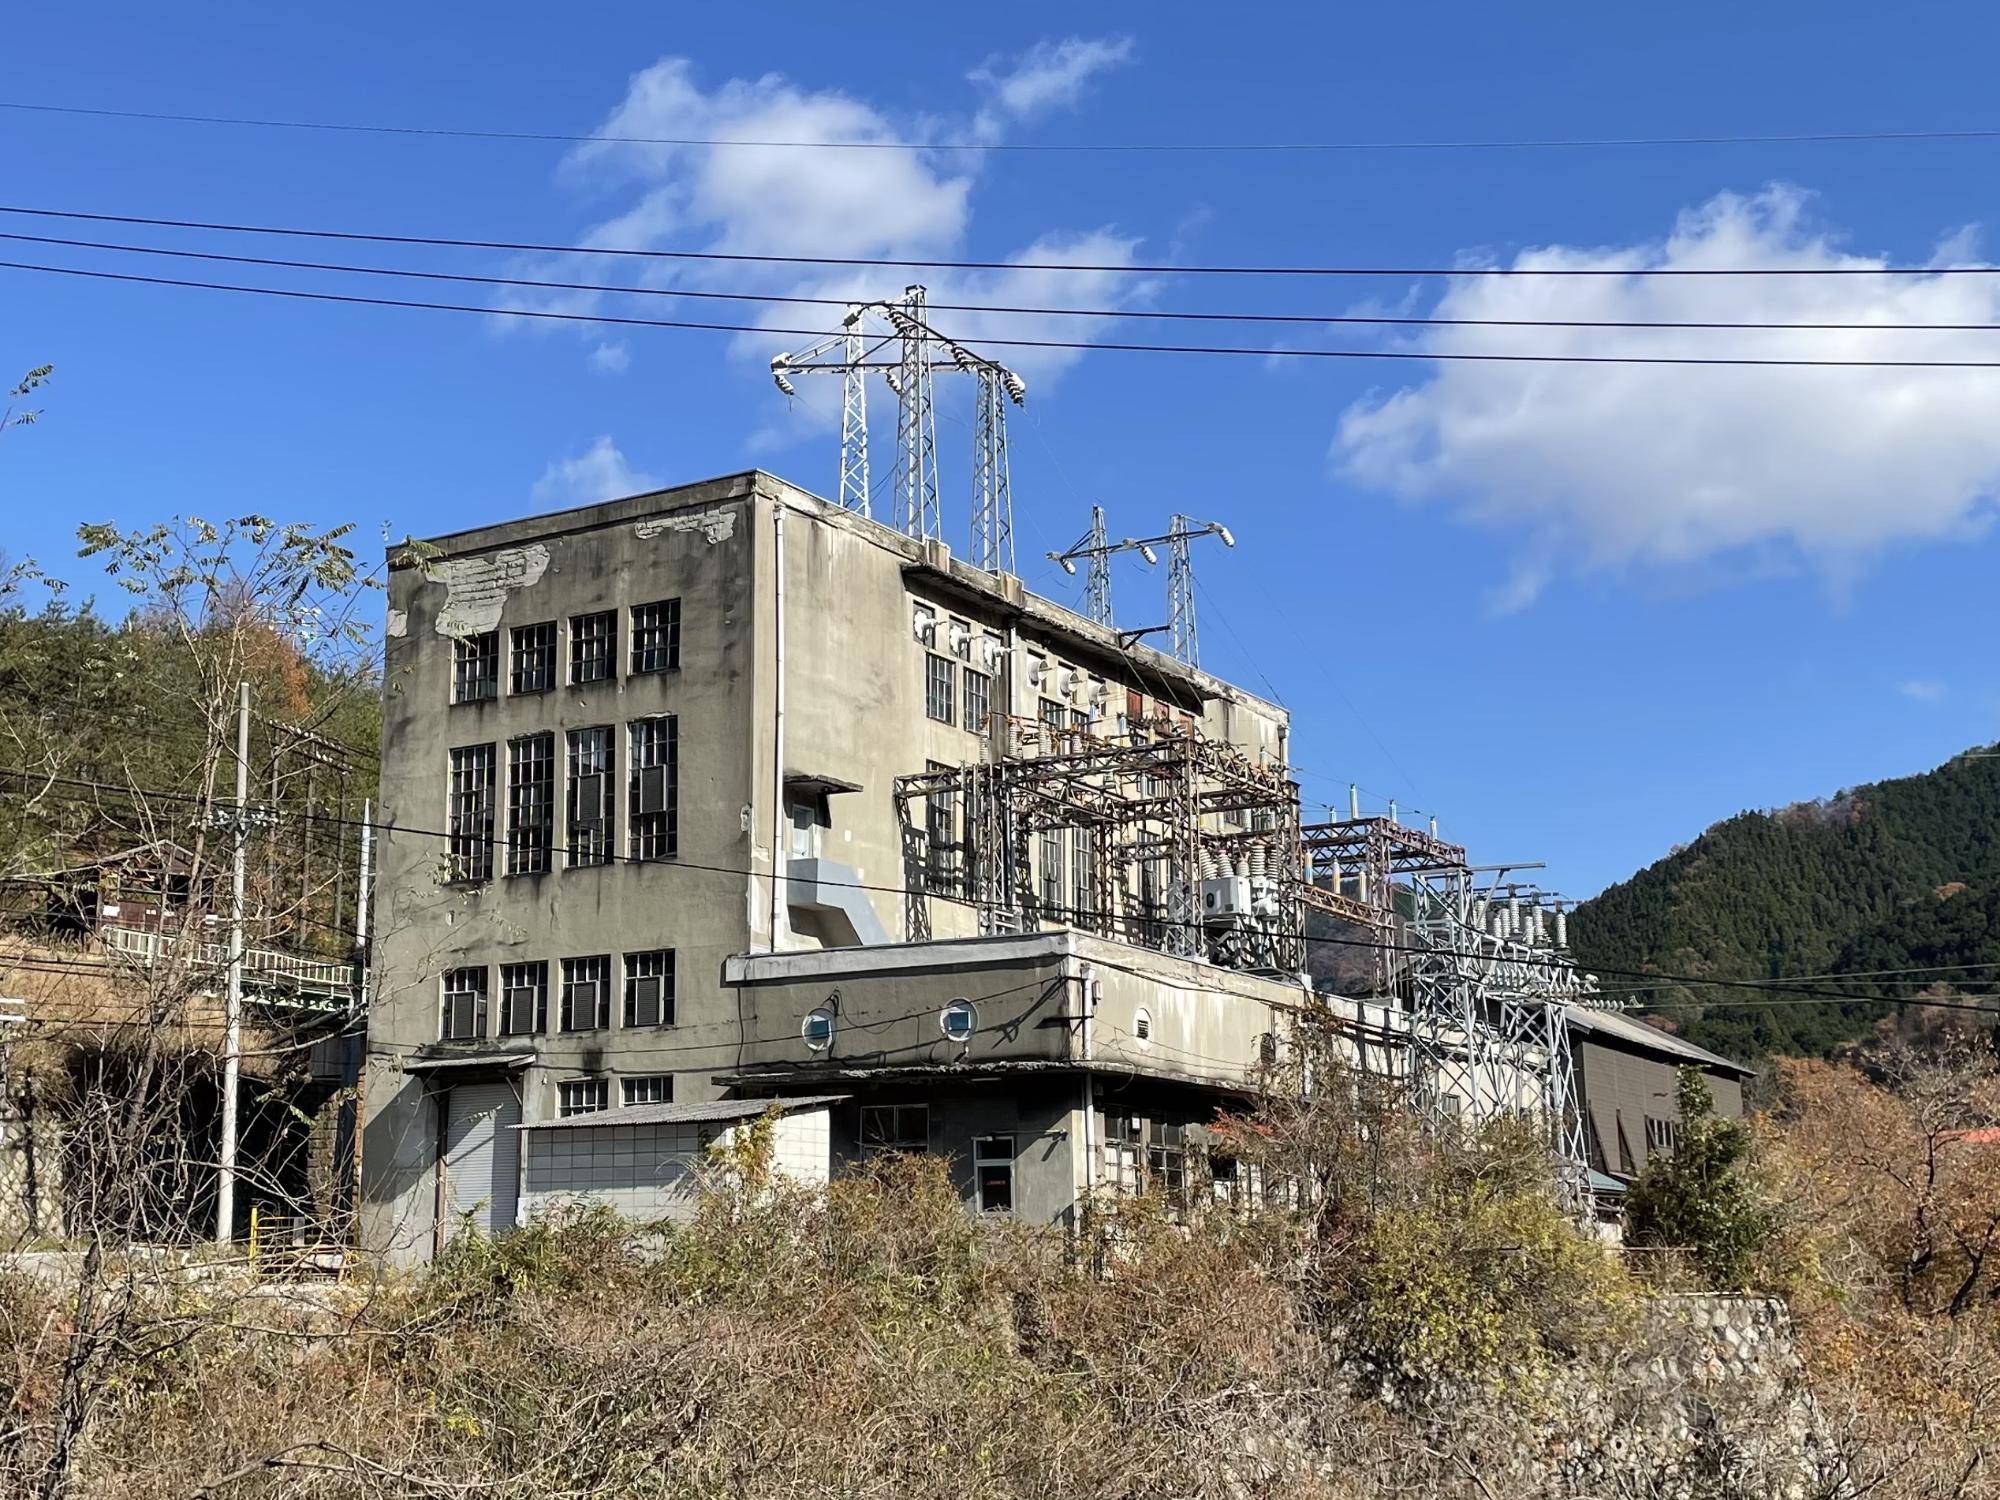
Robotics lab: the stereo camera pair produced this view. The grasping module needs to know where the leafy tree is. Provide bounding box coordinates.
[1625,1066,1773,1288]
[2,364,51,435]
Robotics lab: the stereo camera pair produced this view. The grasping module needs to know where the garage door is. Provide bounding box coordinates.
[442,1080,522,1236]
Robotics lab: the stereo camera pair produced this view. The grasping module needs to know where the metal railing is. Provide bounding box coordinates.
[101,925,355,1010]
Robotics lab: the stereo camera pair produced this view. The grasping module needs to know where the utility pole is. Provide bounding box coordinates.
[215,680,248,1245]
[1046,507,1160,629]
[1164,515,1233,668]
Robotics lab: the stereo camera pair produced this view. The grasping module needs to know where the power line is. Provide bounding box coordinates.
[10,100,2000,156]
[18,257,2000,372]
[8,204,2000,280]
[9,764,1997,1016]
[15,229,2000,335]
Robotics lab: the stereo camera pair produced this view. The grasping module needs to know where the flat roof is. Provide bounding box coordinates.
[515,1093,848,1132]
[394,469,1286,723]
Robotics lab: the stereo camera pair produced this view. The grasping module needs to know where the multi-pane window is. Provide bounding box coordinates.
[630,599,682,675]
[570,610,616,685]
[1147,1122,1188,1212]
[506,733,555,875]
[510,621,556,695]
[560,955,611,1032]
[558,1078,609,1118]
[924,653,955,723]
[1103,1111,1142,1192]
[1039,697,1067,735]
[447,744,497,882]
[623,949,675,1027]
[629,717,679,861]
[453,631,499,704]
[1039,828,1064,915]
[440,967,488,1041]
[566,727,613,867]
[962,668,991,735]
[925,762,958,894]
[974,1135,1016,1214]
[622,1074,673,1107]
[1644,1115,1681,1155]
[860,1104,929,1156]
[1070,826,1093,930]
[499,960,547,1037]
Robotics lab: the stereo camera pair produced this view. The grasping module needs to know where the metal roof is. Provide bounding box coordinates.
[1565,1004,1754,1077]
[515,1093,848,1132]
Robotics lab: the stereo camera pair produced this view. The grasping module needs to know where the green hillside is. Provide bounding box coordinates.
[1568,746,2000,1060]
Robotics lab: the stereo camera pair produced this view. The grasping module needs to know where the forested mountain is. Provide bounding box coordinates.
[1570,748,2000,1061]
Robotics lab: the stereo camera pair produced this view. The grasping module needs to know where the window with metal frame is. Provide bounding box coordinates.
[962,667,991,735]
[621,1074,673,1107]
[453,631,499,704]
[447,744,497,882]
[569,610,616,685]
[1644,1115,1681,1155]
[1039,828,1064,916]
[924,653,955,723]
[558,1078,609,1118]
[1039,696,1067,735]
[1102,1110,1142,1192]
[440,967,488,1041]
[560,955,611,1032]
[623,949,675,1028]
[510,621,556,695]
[1147,1121,1188,1212]
[1070,826,1093,930]
[566,727,612,867]
[499,960,547,1037]
[925,762,958,893]
[628,716,679,861]
[974,1135,1015,1214]
[629,598,682,675]
[859,1104,928,1156]
[506,733,555,875]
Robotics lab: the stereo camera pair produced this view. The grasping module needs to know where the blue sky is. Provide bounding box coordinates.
[7,4,2000,897]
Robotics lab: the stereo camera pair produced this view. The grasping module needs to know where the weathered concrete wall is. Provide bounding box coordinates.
[363,472,1296,1260]
[520,1106,830,1224]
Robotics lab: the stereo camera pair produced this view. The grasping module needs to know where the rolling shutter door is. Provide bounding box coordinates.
[442,1080,522,1235]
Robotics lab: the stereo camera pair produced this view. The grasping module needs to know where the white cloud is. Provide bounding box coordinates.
[588,341,631,374]
[1334,186,2000,609]
[969,36,1134,125]
[516,52,1152,458]
[532,436,658,507]
[1899,679,1947,703]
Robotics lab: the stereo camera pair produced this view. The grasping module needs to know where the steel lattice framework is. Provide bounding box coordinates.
[771,287,1025,567]
[893,712,1305,974]
[1300,814,1598,1213]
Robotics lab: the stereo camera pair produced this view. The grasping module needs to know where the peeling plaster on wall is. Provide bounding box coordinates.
[386,609,409,639]
[635,510,737,545]
[432,545,551,637]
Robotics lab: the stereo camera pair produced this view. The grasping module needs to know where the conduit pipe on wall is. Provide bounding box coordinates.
[768,500,787,952]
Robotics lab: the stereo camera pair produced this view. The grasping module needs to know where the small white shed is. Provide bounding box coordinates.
[516,1094,841,1224]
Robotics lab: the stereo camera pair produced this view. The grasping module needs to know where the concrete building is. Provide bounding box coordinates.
[362,472,1310,1261]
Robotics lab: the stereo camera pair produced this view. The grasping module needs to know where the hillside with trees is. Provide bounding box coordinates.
[1570,748,2000,1061]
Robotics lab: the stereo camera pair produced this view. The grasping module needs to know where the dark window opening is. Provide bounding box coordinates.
[629,716,679,861]
[962,668,991,735]
[570,611,616,685]
[630,598,682,675]
[448,744,496,882]
[566,727,613,867]
[507,732,555,875]
[860,1104,929,1156]
[510,621,556,695]
[624,949,675,1027]
[560,954,611,1032]
[558,1078,609,1117]
[975,1135,1015,1214]
[499,960,547,1036]
[924,654,955,723]
[622,1074,673,1106]
[453,631,499,704]
[440,967,488,1041]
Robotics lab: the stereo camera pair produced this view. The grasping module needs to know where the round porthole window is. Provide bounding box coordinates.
[1133,1007,1153,1043]
[940,998,977,1043]
[802,1007,836,1052]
